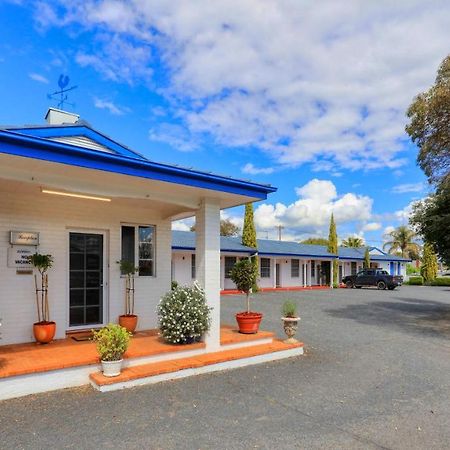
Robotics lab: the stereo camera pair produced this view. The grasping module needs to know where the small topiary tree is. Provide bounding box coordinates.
[118,260,139,316]
[230,259,257,313]
[29,253,54,323]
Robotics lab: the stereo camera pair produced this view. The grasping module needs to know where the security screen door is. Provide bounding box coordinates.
[69,232,104,327]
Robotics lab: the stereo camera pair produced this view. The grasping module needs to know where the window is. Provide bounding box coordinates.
[311,260,315,277]
[224,257,237,278]
[260,258,271,278]
[191,254,196,279]
[351,262,357,275]
[121,225,155,277]
[291,259,300,278]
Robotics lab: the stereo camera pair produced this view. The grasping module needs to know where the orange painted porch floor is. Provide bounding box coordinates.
[90,339,303,387]
[0,326,274,379]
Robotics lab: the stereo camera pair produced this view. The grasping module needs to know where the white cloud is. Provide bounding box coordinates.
[34,1,450,171]
[149,123,199,152]
[392,182,425,194]
[241,163,274,175]
[29,72,49,84]
[254,179,373,236]
[362,222,382,232]
[171,220,191,232]
[93,97,129,115]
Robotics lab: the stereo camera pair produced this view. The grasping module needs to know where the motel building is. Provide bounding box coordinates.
[0,108,306,401]
[172,231,409,291]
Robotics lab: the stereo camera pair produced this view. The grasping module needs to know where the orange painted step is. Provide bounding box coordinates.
[220,325,274,345]
[90,339,303,387]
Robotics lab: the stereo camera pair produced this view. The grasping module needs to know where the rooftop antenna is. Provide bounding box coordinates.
[47,74,78,110]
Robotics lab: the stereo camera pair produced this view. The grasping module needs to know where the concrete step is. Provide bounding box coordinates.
[90,339,304,392]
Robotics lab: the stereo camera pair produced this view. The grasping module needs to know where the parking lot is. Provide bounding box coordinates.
[1,285,450,449]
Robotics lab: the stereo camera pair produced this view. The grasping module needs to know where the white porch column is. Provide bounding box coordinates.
[273,259,277,288]
[303,262,307,287]
[307,261,312,286]
[196,198,220,351]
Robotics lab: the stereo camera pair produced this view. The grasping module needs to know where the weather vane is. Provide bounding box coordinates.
[47,74,78,109]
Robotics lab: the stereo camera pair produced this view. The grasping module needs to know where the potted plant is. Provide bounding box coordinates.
[118,260,139,333]
[92,323,132,377]
[230,259,262,334]
[281,300,300,344]
[157,282,212,344]
[29,253,56,344]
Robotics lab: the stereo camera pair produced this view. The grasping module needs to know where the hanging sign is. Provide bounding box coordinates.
[10,231,39,246]
[7,246,35,268]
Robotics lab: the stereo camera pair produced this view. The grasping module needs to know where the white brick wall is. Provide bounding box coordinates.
[0,185,172,345]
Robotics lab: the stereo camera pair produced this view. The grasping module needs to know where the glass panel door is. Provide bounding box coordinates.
[69,232,103,327]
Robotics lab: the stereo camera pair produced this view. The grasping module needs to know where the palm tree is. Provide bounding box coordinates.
[341,236,364,248]
[383,226,420,258]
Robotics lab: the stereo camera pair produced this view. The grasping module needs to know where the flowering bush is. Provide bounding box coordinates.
[158,282,212,344]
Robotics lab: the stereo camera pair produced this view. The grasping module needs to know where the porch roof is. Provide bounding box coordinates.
[0,128,276,205]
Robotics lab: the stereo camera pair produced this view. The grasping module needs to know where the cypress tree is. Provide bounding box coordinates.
[242,203,258,291]
[327,214,339,287]
[364,247,371,269]
[421,242,438,282]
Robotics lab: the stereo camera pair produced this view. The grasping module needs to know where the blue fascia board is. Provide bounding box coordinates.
[339,256,411,262]
[258,252,338,259]
[173,246,252,254]
[10,125,144,160]
[0,130,276,199]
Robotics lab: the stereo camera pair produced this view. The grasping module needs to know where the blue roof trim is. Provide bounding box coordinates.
[0,130,276,199]
[173,246,251,254]
[9,125,145,160]
[258,251,337,259]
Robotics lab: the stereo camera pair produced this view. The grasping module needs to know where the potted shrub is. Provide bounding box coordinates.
[281,300,300,344]
[29,253,56,344]
[230,259,262,334]
[118,260,139,333]
[92,323,132,377]
[157,282,212,344]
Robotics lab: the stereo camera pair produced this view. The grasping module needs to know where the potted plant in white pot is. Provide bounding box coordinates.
[230,259,262,334]
[157,282,212,344]
[92,323,132,377]
[29,253,56,344]
[118,260,139,333]
[281,300,300,344]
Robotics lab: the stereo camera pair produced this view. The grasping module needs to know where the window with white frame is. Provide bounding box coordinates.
[311,260,315,277]
[224,256,237,278]
[260,258,271,278]
[291,259,300,278]
[121,225,155,276]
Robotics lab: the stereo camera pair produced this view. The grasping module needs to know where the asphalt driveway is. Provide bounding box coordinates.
[1,286,450,449]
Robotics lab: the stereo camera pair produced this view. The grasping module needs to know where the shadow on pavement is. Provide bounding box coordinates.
[325,295,450,338]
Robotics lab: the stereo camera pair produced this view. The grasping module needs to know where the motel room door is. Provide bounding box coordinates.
[69,232,105,328]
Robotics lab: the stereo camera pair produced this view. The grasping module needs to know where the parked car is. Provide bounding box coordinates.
[342,269,403,290]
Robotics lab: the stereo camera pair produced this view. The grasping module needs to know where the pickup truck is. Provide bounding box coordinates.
[342,269,403,290]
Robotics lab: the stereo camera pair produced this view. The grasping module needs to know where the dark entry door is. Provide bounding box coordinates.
[69,232,104,327]
[276,263,281,287]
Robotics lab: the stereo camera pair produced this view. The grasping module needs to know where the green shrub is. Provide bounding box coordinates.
[158,283,212,344]
[230,259,257,313]
[408,276,424,285]
[429,277,450,286]
[282,300,298,318]
[171,280,179,290]
[92,324,131,361]
[406,263,420,275]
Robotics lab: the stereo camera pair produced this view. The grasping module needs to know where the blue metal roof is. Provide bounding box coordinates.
[172,231,253,254]
[171,231,410,262]
[0,129,276,200]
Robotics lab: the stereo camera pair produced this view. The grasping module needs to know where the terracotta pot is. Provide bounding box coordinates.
[33,321,56,344]
[119,314,138,333]
[235,312,263,334]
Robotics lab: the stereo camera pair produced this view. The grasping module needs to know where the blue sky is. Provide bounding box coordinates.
[1,1,448,246]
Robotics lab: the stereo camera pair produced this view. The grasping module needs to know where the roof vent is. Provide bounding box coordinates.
[45,107,80,125]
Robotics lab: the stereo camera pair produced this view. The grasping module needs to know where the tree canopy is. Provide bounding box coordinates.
[242,203,257,248]
[420,242,438,282]
[406,55,450,185]
[190,218,240,237]
[342,236,364,248]
[327,214,339,287]
[411,179,450,265]
[363,248,371,269]
[301,237,329,246]
[383,226,420,259]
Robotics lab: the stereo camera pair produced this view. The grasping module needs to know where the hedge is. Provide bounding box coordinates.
[428,277,450,286]
[408,276,424,285]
